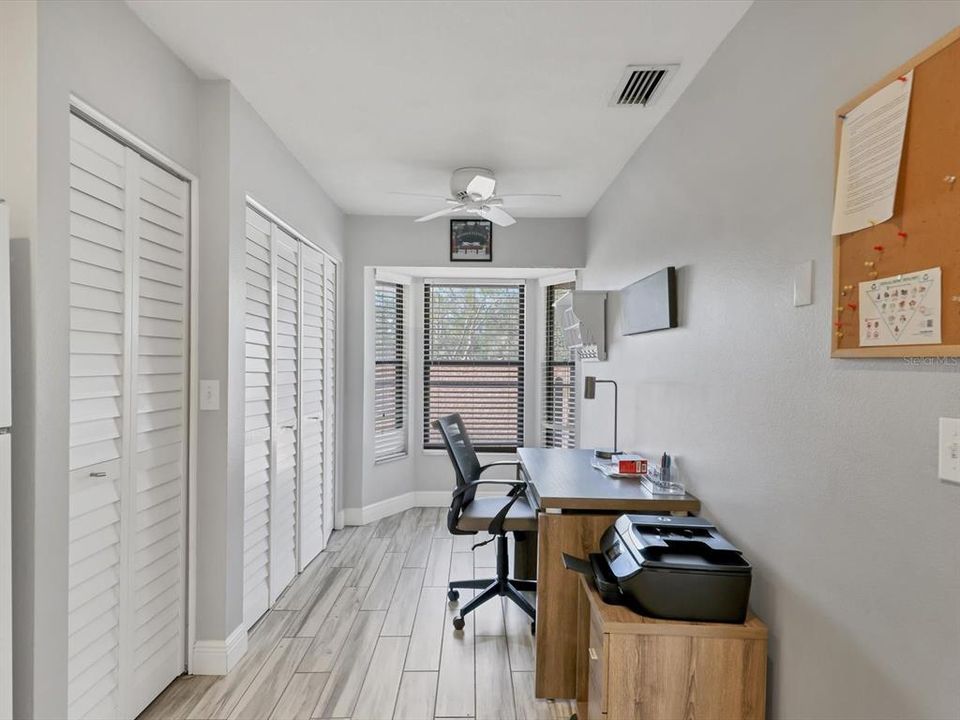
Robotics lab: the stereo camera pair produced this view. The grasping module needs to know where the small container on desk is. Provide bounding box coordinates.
[641,459,685,495]
[575,575,767,720]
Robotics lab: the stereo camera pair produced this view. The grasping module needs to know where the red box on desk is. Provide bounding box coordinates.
[616,455,648,475]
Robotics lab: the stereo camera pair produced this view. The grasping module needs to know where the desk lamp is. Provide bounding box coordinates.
[584,375,619,459]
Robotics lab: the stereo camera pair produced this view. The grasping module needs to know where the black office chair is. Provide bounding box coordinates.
[434,413,537,632]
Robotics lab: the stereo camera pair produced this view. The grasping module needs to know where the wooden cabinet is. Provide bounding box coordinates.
[575,577,767,720]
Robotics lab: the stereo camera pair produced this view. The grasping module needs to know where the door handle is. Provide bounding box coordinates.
[89,471,107,478]
[588,647,598,661]
[281,424,296,430]
[307,415,320,421]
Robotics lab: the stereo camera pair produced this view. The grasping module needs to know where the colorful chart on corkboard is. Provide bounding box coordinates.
[832,27,960,358]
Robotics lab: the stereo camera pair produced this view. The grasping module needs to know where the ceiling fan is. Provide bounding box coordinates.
[391,167,560,227]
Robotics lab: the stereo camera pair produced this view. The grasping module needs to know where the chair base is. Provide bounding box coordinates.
[449,535,536,630]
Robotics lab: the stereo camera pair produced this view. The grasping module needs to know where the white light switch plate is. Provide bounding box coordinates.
[939,417,960,484]
[200,380,220,411]
[793,260,813,307]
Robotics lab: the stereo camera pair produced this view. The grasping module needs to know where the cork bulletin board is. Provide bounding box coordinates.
[832,27,960,358]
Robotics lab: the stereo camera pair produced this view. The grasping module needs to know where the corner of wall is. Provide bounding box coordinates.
[191,623,248,676]
[195,79,236,644]
[2,3,39,716]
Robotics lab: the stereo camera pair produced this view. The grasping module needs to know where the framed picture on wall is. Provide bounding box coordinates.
[450,219,493,262]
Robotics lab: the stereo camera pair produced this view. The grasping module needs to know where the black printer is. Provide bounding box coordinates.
[563,514,752,623]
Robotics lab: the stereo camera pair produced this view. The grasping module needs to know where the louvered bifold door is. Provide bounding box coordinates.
[68,114,127,720]
[243,207,273,630]
[129,159,189,716]
[322,256,338,544]
[271,228,299,599]
[298,244,325,569]
[69,115,189,719]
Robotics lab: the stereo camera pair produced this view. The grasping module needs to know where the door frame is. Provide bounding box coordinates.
[68,96,201,675]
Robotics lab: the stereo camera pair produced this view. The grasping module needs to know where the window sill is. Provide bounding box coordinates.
[374,452,409,466]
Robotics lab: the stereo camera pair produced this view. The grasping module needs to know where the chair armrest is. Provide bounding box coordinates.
[452,478,527,500]
[479,460,521,481]
[451,478,530,537]
[479,460,521,472]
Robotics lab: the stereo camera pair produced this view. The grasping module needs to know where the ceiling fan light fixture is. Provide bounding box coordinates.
[451,167,496,200]
[400,167,559,227]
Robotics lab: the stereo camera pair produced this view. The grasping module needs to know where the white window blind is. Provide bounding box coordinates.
[542,282,577,448]
[422,283,525,452]
[374,282,407,462]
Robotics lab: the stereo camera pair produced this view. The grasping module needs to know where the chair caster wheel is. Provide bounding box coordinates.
[447,589,460,602]
[453,616,465,631]
[530,620,536,635]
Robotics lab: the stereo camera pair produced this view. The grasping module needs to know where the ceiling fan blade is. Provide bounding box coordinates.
[481,205,516,227]
[494,193,562,200]
[466,174,496,199]
[388,191,455,201]
[414,204,465,223]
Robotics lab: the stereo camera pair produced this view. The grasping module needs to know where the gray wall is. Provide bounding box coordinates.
[23,2,202,716]
[196,80,233,643]
[3,2,344,715]
[195,81,344,641]
[0,3,38,718]
[343,216,586,511]
[580,3,960,718]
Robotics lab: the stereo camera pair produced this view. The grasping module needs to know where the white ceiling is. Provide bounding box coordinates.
[128,0,751,218]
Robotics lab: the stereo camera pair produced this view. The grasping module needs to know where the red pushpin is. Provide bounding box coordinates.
[873,245,884,252]
[847,303,858,311]
[898,75,908,82]
[834,321,844,329]
[897,231,907,239]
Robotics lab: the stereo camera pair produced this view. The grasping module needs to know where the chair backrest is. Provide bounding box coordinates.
[434,413,482,533]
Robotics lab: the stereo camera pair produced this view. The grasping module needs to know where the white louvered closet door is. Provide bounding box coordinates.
[68,114,127,720]
[271,228,299,598]
[297,244,325,569]
[130,158,189,716]
[243,207,273,630]
[323,256,338,544]
[68,114,188,720]
[242,204,339,625]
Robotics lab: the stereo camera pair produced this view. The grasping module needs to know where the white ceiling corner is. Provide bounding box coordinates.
[127,0,751,217]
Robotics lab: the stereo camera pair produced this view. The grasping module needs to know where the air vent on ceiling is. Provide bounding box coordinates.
[610,64,678,107]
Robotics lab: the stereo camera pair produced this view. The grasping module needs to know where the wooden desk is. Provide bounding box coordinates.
[517,448,701,700]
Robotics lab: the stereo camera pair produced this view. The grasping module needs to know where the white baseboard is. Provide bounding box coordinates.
[192,624,247,675]
[342,491,418,525]
[341,489,501,526]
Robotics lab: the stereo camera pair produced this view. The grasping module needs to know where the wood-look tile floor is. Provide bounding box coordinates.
[139,508,575,720]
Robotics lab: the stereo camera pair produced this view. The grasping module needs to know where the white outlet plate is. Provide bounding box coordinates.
[200,380,220,411]
[939,417,960,484]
